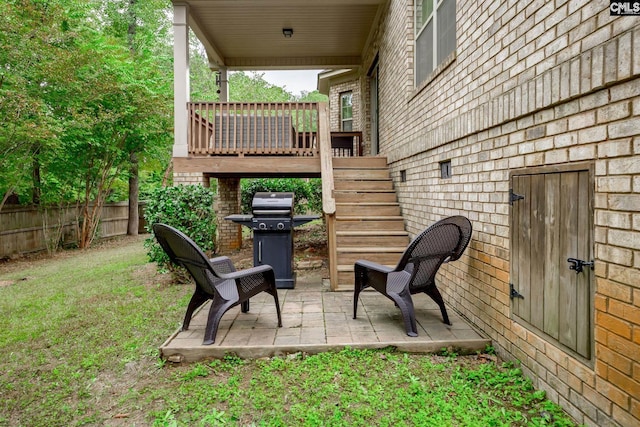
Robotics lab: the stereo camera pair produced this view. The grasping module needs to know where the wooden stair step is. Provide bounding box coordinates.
[334,169,390,180]
[334,180,394,191]
[336,235,409,247]
[336,215,404,221]
[332,156,388,169]
[335,220,406,231]
[337,202,399,206]
[334,188,392,198]
[333,283,355,292]
[336,233,409,246]
[337,264,394,272]
[336,252,403,265]
[336,230,408,236]
[334,188,395,192]
[337,246,407,253]
[336,203,401,216]
[334,191,397,197]
[334,192,398,203]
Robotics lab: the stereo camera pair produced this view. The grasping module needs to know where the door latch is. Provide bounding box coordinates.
[567,258,594,274]
[509,283,524,300]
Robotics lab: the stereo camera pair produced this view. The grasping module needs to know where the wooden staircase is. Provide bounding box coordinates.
[329,157,410,291]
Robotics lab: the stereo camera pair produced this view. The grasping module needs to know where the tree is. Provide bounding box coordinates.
[297,90,329,102]
[97,0,173,236]
[1,0,173,248]
[0,0,72,209]
[1,0,325,248]
[229,71,295,102]
[189,32,220,102]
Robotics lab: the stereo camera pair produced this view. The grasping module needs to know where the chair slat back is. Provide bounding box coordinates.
[443,216,473,262]
[397,216,472,292]
[153,223,219,295]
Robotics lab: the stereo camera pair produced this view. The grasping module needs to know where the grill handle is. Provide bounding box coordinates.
[252,209,291,216]
[258,241,262,263]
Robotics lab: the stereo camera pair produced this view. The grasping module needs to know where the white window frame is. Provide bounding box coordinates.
[340,91,353,132]
[415,0,456,86]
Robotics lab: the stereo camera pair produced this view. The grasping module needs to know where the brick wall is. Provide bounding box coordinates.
[173,172,209,186]
[359,1,640,425]
[329,80,361,132]
[216,178,242,253]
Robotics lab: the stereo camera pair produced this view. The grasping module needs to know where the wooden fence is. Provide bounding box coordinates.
[0,202,146,258]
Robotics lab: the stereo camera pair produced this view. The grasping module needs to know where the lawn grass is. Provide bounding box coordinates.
[0,236,579,426]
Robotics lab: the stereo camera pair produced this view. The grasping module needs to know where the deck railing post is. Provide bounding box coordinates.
[317,102,338,290]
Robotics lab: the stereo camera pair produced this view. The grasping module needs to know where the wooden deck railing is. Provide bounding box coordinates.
[331,131,363,157]
[188,102,320,156]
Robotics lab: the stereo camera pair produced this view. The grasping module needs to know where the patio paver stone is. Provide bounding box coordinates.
[160,271,490,362]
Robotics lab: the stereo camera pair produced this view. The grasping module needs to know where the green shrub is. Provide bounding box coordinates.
[240,178,322,214]
[143,185,216,272]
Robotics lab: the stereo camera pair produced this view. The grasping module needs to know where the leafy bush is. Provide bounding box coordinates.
[240,178,322,214]
[143,185,216,272]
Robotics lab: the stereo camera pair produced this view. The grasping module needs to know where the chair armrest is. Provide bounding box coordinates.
[222,264,273,281]
[355,259,394,274]
[221,264,276,299]
[209,255,231,265]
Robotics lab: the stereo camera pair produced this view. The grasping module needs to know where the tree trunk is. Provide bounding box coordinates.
[32,145,41,205]
[127,151,139,235]
[162,159,173,186]
[126,0,139,236]
[1,186,16,213]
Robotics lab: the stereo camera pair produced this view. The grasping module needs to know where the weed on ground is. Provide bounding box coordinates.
[0,233,578,426]
[147,348,577,426]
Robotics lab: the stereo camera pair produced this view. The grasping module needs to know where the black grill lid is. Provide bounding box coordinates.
[252,192,294,217]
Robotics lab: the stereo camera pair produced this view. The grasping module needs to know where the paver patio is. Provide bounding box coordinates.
[160,271,490,362]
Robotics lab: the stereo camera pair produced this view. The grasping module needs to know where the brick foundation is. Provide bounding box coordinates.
[172,172,209,186]
[216,178,242,253]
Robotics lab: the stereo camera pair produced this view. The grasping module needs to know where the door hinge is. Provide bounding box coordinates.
[509,189,525,205]
[510,283,524,300]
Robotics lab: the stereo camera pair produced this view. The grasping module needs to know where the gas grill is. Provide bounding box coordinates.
[225,192,319,289]
[252,192,294,231]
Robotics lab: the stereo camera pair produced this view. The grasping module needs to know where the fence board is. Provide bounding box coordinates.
[0,202,146,258]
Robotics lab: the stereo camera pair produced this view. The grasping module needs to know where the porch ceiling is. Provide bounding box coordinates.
[177,0,387,70]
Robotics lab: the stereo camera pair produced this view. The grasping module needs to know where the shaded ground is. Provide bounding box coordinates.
[0,220,329,285]
[225,220,329,277]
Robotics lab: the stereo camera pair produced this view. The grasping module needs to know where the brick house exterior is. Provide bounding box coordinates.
[327,1,639,426]
[328,80,361,133]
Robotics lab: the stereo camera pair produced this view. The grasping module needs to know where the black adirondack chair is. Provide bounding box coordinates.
[353,216,472,337]
[153,223,282,345]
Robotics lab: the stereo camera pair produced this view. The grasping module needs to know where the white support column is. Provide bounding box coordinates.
[173,4,190,157]
[218,67,229,102]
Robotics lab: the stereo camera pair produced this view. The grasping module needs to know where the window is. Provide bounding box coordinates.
[415,0,457,85]
[340,91,353,131]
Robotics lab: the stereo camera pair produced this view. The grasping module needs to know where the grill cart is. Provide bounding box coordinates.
[225,192,319,289]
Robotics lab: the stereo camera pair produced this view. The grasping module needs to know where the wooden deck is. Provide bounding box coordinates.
[177,101,361,178]
[173,155,322,178]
